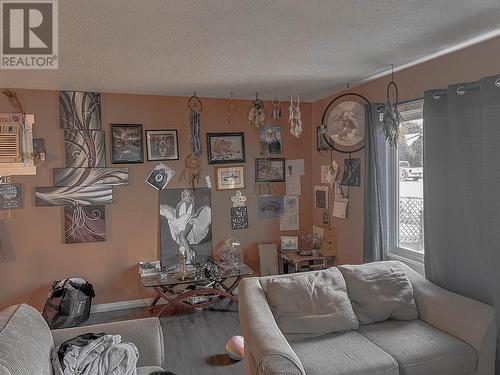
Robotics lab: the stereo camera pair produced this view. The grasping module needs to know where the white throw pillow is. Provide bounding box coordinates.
[339,261,418,325]
[264,267,359,340]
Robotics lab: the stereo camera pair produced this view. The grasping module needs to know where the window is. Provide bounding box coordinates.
[387,99,424,265]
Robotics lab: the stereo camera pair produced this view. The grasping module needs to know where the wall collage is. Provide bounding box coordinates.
[0,90,312,268]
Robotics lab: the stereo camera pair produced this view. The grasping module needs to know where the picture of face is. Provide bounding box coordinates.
[146,130,179,161]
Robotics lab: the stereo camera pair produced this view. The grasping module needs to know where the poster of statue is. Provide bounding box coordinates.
[159,188,212,267]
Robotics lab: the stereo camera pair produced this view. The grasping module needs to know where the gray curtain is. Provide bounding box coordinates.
[424,74,500,372]
[363,104,388,262]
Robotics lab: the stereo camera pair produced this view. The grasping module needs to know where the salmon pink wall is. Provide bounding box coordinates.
[0,91,312,310]
[310,36,500,265]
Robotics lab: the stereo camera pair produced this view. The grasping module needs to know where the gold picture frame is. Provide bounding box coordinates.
[215,166,245,190]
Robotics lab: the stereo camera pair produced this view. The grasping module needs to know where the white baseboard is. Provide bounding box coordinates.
[90,298,165,314]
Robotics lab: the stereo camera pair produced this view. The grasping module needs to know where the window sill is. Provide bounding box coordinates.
[387,248,424,276]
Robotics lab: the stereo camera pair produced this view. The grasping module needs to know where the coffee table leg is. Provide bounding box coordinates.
[149,291,162,311]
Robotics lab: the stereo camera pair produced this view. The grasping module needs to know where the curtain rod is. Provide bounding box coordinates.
[433,78,500,100]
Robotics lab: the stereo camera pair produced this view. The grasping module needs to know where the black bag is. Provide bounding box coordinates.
[42,278,95,329]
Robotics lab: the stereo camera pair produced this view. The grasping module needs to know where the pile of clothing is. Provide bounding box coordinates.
[52,333,139,375]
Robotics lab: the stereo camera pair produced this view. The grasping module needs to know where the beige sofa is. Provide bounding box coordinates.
[239,263,497,375]
[0,303,166,375]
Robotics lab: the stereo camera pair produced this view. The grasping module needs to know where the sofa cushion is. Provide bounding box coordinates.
[0,304,54,375]
[339,261,418,324]
[264,267,359,340]
[290,330,399,375]
[358,320,477,375]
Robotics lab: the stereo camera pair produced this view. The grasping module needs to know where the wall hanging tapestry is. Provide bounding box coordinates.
[248,93,265,128]
[188,93,203,156]
[320,92,371,153]
[159,188,212,267]
[289,93,303,138]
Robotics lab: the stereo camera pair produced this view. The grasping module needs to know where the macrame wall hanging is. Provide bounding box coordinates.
[248,93,265,128]
[181,153,201,189]
[188,92,203,156]
[289,92,303,138]
[227,92,236,125]
[381,65,403,147]
[271,97,282,120]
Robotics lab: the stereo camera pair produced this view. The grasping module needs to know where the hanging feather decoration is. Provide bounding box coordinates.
[248,93,265,128]
[227,92,236,125]
[188,93,203,156]
[289,93,303,138]
[271,98,282,120]
[381,65,403,147]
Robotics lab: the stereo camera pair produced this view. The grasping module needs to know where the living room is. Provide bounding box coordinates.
[1,1,500,375]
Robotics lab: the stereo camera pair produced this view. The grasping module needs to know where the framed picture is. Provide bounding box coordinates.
[260,125,282,156]
[215,166,245,190]
[145,163,176,190]
[323,101,365,153]
[159,188,212,267]
[317,127,331,151]
[207,132,245,164]
[255,158,285,182]
[314,185,329,209]
[146,130,179,161]
[111,124,144,164]
[257,196,283,219]
[281,236,299,250]
[341,158,361,186]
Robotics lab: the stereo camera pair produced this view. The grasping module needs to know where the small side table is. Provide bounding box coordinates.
[280,250,328,274]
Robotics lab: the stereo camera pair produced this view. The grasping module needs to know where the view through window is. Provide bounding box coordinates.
[397,100,424,253]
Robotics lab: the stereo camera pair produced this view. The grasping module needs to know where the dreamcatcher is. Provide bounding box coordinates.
[188,93,203,156]
[271,97,282,120]
[248,93,265,128]
[289,93,303,138]
[181,153,201,189]
[227,92,236,125]
[381,65,403,147]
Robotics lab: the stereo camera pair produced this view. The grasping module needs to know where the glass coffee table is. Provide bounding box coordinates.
[140,261,254,316]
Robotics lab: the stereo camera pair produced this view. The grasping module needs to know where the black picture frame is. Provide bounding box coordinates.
[145,129,179,161]
[207,132,246,164]
[111,124,144,164]
[255,158,285,182]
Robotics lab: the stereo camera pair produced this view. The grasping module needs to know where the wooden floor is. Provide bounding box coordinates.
[86,299,244,375]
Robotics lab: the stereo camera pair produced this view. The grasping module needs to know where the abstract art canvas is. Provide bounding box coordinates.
[35,185,113,206]
[64,204,105,244]
[64,130,106,168]
[53,167,129,187]
[159,188,212,267]
[59,91,102,130]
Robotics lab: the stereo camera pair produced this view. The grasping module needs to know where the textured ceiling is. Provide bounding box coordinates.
[1,0,500,101]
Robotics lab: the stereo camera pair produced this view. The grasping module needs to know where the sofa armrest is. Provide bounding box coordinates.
[51,317,164,369]
[404,265,496,374]
[239,277,305,375]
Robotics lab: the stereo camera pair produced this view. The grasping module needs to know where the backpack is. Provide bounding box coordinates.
[42,278,95,329]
